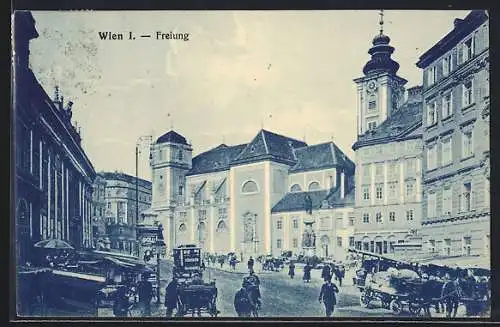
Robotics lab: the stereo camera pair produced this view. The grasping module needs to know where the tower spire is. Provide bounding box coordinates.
[379,9,384,35]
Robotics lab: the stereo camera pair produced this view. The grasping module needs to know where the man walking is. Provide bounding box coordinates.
[321,264,331,282]
[164,277,179,318]
[137,273,153,317]
[318,276,339,317]
[303,262,312,283]
[288,262,295,279]
[247,256,255,273]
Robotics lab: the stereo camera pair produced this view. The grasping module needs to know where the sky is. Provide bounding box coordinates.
[28,10,471,181]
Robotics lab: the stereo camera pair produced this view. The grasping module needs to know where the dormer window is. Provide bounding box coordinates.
[250,145,255,152]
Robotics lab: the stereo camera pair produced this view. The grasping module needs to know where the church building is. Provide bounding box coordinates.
[142,129,354,258]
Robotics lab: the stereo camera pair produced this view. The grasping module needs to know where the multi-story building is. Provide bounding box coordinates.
[271,173,355,260]
[95,172,152,255]
[91,174,108,249]
[144,129,355,257]
[13,12,97,264]
[351,19,425,255]
[416,10,490,261]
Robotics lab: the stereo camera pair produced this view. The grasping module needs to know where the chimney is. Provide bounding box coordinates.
[340,171,345,199]
[406,85,423,104]
[454,18,464,27]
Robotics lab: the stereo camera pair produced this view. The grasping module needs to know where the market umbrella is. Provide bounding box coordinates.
[34,239,74,250]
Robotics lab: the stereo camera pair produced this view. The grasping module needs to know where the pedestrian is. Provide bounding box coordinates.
[318,276,339,317]
[441,273,460,318]
[288,262,295,279]
[335,267,345,287]
[200,260,206,271]
[234,282,252,317]
[321,264,331,282]
[219,256,225,269]
[164,277,179,318]
[303,262,312,283]
[248,256,255,273]
[113,286,130,317]
[137,273,153,317]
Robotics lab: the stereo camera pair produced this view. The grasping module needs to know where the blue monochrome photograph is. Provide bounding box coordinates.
[12,9,490,319]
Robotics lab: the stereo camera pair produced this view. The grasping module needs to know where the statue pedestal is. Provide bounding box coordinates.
[302,247,316,257]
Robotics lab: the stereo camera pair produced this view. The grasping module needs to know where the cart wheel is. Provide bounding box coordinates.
[408,302,422,316]
[390,299,402,315]
[360,291,371,308]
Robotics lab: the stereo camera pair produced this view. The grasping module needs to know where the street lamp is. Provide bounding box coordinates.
[253,214,258,255]
[154,224,166,305]
[136,135,152,256]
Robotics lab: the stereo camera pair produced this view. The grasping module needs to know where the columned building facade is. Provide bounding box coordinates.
[95,172,152,255]
[416,10,490,260]
[13,11,96,264]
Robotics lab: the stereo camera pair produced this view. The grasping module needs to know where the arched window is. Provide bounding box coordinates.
[178,223,187,232]
[290,184,302,192]
[242,180,258,194]
[216,220,227,233]
[308,181,320,191]
[178,150,183,161]
[198,222,206,242]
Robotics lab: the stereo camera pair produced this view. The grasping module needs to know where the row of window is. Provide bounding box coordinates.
[155,148,184,162]
[427,35,476,87]
[426,180,488,218]
[275,236,350,249]
[290,181,323,193]
[361,158,418,182]
[276,219,300,230]
[426,129,473,170]
[426,81,474,127]
[362,210,414,224]
[427,236,475,256]
[354,240,402,254]
[176,207,228,222]
[176,220,229,234]
[362,179,417,201]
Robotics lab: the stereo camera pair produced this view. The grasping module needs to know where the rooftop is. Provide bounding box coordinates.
[155,130,189,145]
[353,88,424,150]
[98,171,152,188]
[290,141,355,173]
[186,143,247,176]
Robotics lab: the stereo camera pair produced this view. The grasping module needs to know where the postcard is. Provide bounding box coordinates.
[12,9,490,319]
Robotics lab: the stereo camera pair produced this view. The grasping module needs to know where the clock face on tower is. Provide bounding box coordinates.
[367,81,376,91]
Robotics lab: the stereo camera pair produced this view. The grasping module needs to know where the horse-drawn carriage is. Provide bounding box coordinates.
[172,245,219,317]
[359,268,424,315]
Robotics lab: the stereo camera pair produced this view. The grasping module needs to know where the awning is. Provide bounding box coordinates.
[52,269,106,283]
[420,255,490,270]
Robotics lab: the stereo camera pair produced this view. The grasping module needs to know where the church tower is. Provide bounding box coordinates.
[150,130,192,210]
[353,10,408,138]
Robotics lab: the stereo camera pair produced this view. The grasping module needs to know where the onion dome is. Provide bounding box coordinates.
[156,130,188,145]
[362,10,400,76]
